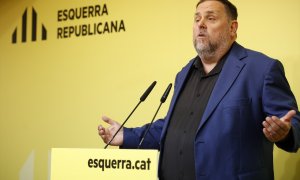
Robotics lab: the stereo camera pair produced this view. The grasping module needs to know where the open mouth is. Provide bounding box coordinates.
[198,33,206,37]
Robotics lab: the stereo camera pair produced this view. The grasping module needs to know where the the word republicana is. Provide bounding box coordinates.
[57,20,126,38]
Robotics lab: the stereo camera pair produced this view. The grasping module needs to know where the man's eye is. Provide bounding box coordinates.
[194,16,201,22]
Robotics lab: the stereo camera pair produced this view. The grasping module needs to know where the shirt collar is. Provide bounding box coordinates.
[193,50,230,77]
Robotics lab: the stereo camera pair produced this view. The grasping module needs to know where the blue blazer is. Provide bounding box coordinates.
[122,42,300,180]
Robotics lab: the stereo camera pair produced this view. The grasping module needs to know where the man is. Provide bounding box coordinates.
[98,0,300,179]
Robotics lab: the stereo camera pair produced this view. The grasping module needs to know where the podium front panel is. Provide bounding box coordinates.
[50,148,159,180]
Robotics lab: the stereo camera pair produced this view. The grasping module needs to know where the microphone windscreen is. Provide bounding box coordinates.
[140,81,157,101]
[160,83,172,103]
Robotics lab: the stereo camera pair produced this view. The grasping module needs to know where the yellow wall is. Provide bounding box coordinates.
[0,0,299,179]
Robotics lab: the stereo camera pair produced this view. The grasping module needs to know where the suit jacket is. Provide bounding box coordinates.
[122,42,300,180]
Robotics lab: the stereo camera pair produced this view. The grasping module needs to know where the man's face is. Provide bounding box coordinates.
[193,1,235,56]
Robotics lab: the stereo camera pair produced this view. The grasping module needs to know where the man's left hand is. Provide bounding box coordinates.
[262,110,296,142]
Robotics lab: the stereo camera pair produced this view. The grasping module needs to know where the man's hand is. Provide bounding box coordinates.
[262,110,296,142]
[98,116,124,146]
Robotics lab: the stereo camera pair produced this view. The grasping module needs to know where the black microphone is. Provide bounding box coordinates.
[137,83,172,149]
[104,81,157,149]
[140,81,157,101]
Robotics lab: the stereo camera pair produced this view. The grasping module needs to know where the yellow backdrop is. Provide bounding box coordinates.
[0,0,299,179]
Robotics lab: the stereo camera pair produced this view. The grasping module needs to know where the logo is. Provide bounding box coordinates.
[12,7,47,44]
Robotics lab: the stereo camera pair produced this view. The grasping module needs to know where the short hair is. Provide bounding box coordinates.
[196,0,238,20]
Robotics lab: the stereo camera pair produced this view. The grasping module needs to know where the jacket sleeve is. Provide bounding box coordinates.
[121,119,165,149]
[262,60,300,152]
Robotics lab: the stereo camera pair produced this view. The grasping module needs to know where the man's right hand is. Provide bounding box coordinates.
[98,116,124,146]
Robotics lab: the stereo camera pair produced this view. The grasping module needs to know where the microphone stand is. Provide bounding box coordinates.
[104,81,157,149]
[137,83,172,149]
[137,102,162,149]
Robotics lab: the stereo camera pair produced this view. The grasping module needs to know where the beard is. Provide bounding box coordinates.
[194,39,218,56]
[193,31,230,58]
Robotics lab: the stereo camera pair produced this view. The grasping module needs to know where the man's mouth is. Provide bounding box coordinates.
[198,33,206,37]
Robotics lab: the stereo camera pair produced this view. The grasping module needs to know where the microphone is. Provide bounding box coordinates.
[137,83,172,149]
[104,81,157,149]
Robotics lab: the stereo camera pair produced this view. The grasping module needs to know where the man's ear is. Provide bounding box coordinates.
[230,20,238,37]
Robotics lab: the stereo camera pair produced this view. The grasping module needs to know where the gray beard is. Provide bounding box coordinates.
[194,40,218,58]
[193,32,230,58]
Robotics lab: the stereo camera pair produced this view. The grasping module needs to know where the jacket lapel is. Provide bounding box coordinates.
[197,42,247,131]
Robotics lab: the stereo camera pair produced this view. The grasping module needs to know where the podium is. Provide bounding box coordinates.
[50,148,159,180]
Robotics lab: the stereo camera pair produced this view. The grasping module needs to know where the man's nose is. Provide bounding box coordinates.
[200,20,206,29]
[196,19,206,29]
